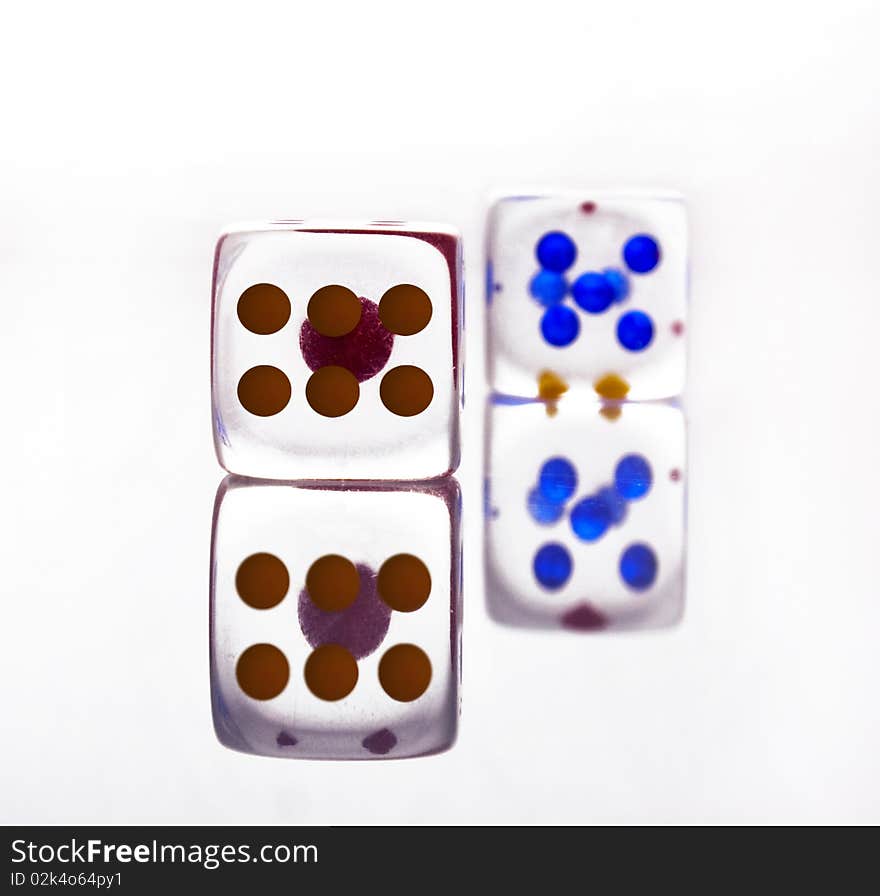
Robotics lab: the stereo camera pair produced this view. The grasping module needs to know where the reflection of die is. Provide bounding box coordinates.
[212,221,462,480]
[211,477,461,759]
[486,194,687,401]
[484,399,685,631]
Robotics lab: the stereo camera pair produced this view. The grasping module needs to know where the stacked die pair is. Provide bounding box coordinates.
[210,221,463,759]
[484,194,688,631]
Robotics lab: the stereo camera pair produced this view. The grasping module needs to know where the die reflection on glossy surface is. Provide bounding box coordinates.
[484,399,685,632]
[486,193,687,401]
[210,476,461,760]
[212,221,462,480]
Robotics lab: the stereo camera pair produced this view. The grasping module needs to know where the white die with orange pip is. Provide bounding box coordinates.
[211,221,462,480]
[210,477,462,760]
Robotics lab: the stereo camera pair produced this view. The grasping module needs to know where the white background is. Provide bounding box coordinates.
[1,0,878,824]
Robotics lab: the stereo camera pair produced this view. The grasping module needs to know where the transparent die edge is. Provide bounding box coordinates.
[209,220,465,483]
[208,475,463,760]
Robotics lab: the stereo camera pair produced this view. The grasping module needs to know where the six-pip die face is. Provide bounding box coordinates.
[210,477,462,760]
[212,221,462,481]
